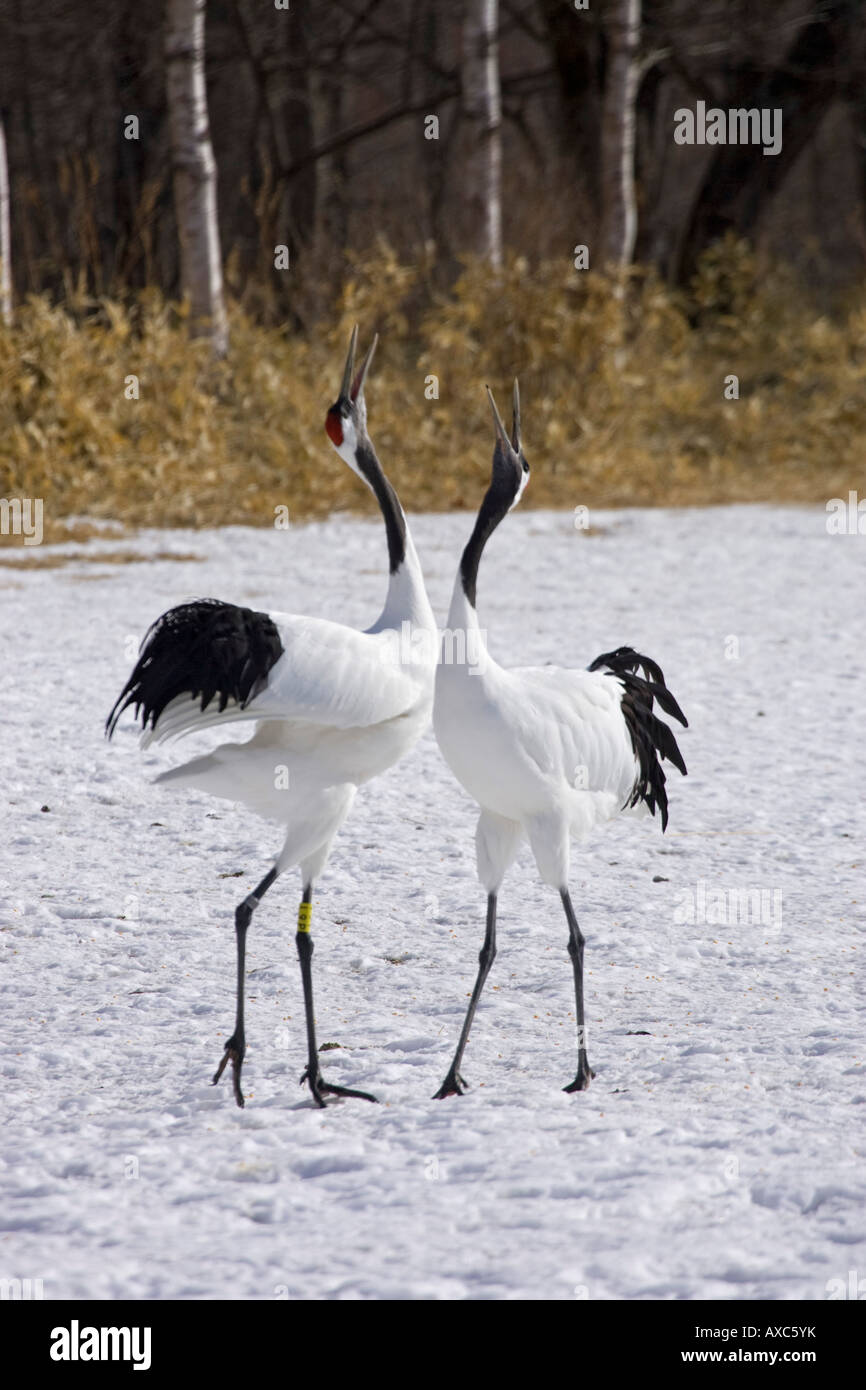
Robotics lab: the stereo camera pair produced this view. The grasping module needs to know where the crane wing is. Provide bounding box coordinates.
[107,599,426,746]
[500,653,687,829]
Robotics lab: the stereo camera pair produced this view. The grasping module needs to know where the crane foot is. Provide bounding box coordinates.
[213,1034,246,1108]
[433,1069,468,1099]
[299,1066,378,1107]
[563,1064,595,1093]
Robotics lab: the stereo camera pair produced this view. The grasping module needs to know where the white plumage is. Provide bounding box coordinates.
[149,608,433,844]
[432,382,688,1097]
[108,328,436,1107]
[436,659,641,878]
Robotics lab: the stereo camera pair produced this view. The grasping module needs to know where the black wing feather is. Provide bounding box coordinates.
[588,646,688,831]
[106,599,284,738]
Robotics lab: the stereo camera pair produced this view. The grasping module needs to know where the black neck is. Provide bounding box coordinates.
[355,439,407,575]
[459,474,516,609]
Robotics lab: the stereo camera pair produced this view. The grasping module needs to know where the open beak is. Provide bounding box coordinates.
[326,326,378,449]
[339,324,378,403]
[486,385,510,449]
[486,380,522,451]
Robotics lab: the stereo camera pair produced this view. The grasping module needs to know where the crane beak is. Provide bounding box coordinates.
[486,385,510,449]
[339,324,359,401]
[350,333,378,402]
[511,378,521,452]
[338,324,378,404]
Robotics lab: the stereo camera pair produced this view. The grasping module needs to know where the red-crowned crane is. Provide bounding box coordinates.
[107,328,437,1108]
[432,382,688,1097]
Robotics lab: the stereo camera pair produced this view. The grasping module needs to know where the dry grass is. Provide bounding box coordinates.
[0,549,202,569]
[1,238,864,547]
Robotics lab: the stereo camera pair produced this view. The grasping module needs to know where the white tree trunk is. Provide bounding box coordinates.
[462,0,502,269]
[0,116,12,326]
[165,0,228,355]
[600,0,641,268]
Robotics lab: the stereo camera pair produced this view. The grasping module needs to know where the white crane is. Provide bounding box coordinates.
[107,327,437,1108]
[432,382,687,1098]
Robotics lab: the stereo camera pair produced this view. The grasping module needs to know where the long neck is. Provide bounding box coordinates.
[356,439,406,576]
[357,439,435,633]
[459,480,513,611]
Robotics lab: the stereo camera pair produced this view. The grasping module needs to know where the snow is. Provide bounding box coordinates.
[1,504,863,1301]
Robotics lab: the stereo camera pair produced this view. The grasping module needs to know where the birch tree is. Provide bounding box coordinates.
[165,0,228,356]
[0,116,11,326]
[600,0,641,268]
[461,0,502,268]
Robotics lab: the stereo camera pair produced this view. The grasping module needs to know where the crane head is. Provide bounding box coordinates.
[325,324,378,467]
[486,379,529,511]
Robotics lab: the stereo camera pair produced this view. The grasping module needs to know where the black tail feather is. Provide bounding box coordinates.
[106,599,284,739]
[589,646,688,831]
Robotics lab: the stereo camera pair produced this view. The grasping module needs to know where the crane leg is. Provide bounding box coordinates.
[213,866,278,1108]
[561,889,595,1092]
[434,893,497,1098]
[296,886,378,1107]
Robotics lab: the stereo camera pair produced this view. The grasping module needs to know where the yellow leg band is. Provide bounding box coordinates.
[297,901,312,934]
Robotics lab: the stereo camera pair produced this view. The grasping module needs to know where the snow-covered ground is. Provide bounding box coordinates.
[1,504,863,1301]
